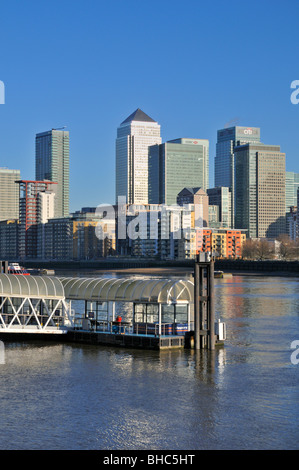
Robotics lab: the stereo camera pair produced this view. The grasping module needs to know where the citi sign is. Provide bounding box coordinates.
[0,81,5,104]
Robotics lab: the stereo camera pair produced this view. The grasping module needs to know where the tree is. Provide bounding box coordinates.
[242,239,258,259]
[277,234,299,260]
[255,239,274,260]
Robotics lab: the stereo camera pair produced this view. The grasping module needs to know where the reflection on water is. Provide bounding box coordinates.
[0,273,298,450]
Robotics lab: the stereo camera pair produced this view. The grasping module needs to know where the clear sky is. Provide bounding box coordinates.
[0,0,298,212]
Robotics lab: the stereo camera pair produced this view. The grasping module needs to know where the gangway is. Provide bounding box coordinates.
[0,273,74,335]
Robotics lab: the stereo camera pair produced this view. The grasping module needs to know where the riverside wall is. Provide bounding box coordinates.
[21,258,299,274]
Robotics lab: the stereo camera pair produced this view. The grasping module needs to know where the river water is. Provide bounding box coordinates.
[0,272,298,450]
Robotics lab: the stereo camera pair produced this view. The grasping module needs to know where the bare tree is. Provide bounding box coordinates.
[255,239,274,260]
[277,234,299,260]
[242,239,258,259]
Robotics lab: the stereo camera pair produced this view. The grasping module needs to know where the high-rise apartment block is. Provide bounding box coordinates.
[215,126,260,226]
[234,143,286,239]
[0,168,20,221]
[116,109,161,205]
[148,138,209,205]
[35,129,70,218]
[17,180,56,258]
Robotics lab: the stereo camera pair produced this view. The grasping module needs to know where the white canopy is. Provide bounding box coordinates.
[59,277,194,304]
[0,274,64,299]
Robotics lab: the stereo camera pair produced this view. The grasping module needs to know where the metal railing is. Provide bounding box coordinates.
[73,315,192,337]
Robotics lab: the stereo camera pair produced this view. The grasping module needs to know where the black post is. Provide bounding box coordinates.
[193,253,216,351]
[194,259,200,350]
[0,261,8,274]
[208,258,215,350]
[199,265,205,349]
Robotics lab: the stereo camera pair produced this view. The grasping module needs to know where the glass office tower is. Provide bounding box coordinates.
[35,129,70,218]
[215,126,260,227]
[116,109,161,205]
[148,138,209,205]
[234,142,286,239]
[285,171,299,211]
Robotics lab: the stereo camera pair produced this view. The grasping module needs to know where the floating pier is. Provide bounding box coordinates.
[0,258,226,351]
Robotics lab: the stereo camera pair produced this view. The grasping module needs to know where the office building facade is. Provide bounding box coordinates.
[148,138,209,205]
[207,187,231,228]
[215,126,260,227]
[116,109,161,205]
[0,168,20,221]
[286,171,299,212]
[234,143,286,239]
[35,129,70,218]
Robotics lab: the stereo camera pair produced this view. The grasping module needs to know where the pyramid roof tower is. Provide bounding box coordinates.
[121,108,156,125]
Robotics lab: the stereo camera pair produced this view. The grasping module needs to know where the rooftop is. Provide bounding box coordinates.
[121,108,156,125]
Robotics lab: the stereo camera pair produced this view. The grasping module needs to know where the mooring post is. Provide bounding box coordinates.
[193,253,216,351]
[199,264,205,349]
[194,257,200,350]
[0,261,8,274]
[209,257,215,350]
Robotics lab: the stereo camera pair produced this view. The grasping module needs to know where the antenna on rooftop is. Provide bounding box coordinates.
[223,118,240,128]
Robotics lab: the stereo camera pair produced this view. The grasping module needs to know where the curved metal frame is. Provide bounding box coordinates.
[59,277,194,304]
[0,274,64,299]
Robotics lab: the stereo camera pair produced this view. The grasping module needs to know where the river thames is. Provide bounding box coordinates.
[0,273,298,450]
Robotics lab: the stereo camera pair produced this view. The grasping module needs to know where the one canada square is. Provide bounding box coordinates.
[115,109,161,205]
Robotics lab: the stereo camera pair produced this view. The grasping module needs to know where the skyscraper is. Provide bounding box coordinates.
[0,168,20,221]
[234,143,286,239]
[148,138,209,205]
[215,126,260,227]
[116,109,161,205]
[285,171,299,211]
[35,129,70,218]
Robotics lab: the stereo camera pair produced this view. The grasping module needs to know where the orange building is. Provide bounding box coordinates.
[195,228,246,258]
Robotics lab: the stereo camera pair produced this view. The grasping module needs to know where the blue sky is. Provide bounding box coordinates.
[0,0,298,212]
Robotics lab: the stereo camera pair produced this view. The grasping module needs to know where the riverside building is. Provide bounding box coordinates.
[16,180,56,259]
